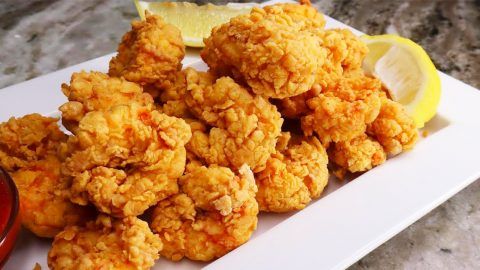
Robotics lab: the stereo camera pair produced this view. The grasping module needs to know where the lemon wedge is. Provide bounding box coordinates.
[134,0,255,47]
[360,34,441,128]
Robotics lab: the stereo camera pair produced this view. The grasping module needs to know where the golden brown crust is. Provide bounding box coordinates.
[48,215,162,270]
[109,14,185,86]
[256,136,329,212]
[301,75,382,145]
[151,164,258,261]
[12,156,93,238]
[59,71,153,133]
[201,5,326,98]
[0,114,66,171]
[63,103,191,217]
[367,97,418,155]
[183,68,283,172]
[330,134,386,173]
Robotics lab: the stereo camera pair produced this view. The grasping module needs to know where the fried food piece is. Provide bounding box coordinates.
[0,114,92,237]
[59,71,154,132]
[201,4,326,98]
[151,164,258,261]
[183,68,283,172]
[264,2,326,30]
[0,114,66,171]
[63,103,191,217]
[11,156,93,238]
[277,84,322,119]
[330,134,386,174]
[256,136,328,212]
[155,70,194,119]
[278,28,368,118]
[315,29,368,86]
[109,14,185,85]
[301,75,382,146]
[367,96,418,155]
[48,215,162,270]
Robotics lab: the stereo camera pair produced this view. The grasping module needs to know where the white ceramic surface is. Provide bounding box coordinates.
[2,2,480,269]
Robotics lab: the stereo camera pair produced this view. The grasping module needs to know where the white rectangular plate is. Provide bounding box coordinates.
[2,1,480,269]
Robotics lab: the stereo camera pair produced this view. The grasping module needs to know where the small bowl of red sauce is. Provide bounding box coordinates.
[0,168,20,267]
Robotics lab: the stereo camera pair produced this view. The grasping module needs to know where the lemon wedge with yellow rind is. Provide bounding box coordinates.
[134,0,255,47]
[361,34,441,128]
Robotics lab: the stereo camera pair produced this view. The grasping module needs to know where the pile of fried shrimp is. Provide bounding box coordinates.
[0,2,417,269]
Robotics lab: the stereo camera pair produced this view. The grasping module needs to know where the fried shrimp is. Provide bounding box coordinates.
[201,4,326,98]
[330,134,386,174]
[301,74,382,146]
[367,96,418,155]
[48,215,162,270]
[0,114,66,171]
[11,156,93,238]
[278,28,368,119]
[109,14,185,86]
[151,164,258,261]
[256,136,329,212]
[59,71,154,132]
[63,103,191,217]
[184,68,283,172]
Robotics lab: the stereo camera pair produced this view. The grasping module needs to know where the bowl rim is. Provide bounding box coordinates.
[0,167,20,244]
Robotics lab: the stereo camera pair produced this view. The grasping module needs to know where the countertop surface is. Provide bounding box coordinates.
[1,0,479,269]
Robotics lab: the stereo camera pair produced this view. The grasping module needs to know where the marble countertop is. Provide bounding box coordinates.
[1,0,479,269]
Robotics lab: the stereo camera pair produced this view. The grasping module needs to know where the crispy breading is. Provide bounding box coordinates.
[278,28,368,119]
[301,74,382,146]
[109,14,185,85]
[63,103,191,217]
[367,96,418,155]
[151,164,258,261]
[256,136,328,212]
[48,215,162,270]
[11,156,93,238]
[277,84,322,119]
[315,29,368,87]
[0,114,66,171]
[156,70,194,119]
[201,4,326,98]
[0,114,92,237]
[264,3,326,30]
[184,68,283,172]
[59,71,154,132]
[330,134,386,173]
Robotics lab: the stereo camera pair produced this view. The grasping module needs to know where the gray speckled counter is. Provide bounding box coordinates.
[1,0,479,269]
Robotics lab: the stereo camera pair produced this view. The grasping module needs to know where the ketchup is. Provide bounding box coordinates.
[0,177,12,234]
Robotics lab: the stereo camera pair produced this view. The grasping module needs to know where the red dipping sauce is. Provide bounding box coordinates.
[0,168,20,267]
[0,180,12,233]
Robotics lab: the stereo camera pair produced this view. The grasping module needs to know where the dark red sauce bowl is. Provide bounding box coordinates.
[0,168,20,267]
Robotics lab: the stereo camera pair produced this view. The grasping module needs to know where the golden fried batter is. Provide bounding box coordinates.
[109,14,185,85]
[264,3,326,30]
[278,28,368,119]
[0,114,66,171]
[156,70,193,119]
[0,114,92,237]
[202,4,326,98]
[151,164,258,261]
[330,134,386,174]
[256,136,328,212]
[11,156,93,238]
[59,71,154,132]
[367,96,418,155]
[63,103,191,217]
[48,215,162,270]
[301,74,382,146]
[184,68,283,172]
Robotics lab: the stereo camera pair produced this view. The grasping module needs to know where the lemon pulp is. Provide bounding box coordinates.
[361,34,441,128]
[134,0,255,47]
